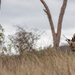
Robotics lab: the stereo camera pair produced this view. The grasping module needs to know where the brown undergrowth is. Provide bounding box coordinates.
[0,48,75,75]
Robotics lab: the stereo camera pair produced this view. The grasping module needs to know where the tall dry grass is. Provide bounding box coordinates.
[0,48,75,75]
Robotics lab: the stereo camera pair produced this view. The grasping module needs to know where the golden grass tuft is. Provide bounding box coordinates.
[0,48,75,75]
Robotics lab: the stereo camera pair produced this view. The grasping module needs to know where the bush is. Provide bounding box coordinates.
[8,26,40,55]
[0,25,5,53]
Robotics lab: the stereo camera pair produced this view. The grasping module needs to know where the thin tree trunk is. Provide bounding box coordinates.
[0,0,1,9]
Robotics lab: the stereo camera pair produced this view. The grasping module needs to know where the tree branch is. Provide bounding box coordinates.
[57,0,67,36]
[40,0,56,40]
[57,0,67,46]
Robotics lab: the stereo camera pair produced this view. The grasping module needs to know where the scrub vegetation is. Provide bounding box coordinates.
[0,25,75,75]
[0,0,74,75]
[0,48,75,75]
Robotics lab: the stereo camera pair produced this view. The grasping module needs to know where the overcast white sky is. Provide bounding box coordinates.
[0,0,75,47]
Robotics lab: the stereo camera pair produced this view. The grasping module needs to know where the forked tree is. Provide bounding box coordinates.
[40,0,67,49]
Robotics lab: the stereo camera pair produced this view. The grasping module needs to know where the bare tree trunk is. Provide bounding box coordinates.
[40,0,67,49]
[0,0,1,9]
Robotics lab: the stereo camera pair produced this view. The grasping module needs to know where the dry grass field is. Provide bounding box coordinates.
[0,48,75,75]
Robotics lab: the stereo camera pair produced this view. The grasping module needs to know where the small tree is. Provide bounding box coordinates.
[8,26,40,55]
[40,0,67,49]
[0,25,5,51]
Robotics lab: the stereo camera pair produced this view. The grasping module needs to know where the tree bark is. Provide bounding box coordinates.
[40,0,67,49]
[40,0,56,48]
[57,0,67,47]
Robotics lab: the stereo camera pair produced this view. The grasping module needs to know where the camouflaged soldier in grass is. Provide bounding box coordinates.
[68,34,75,51]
